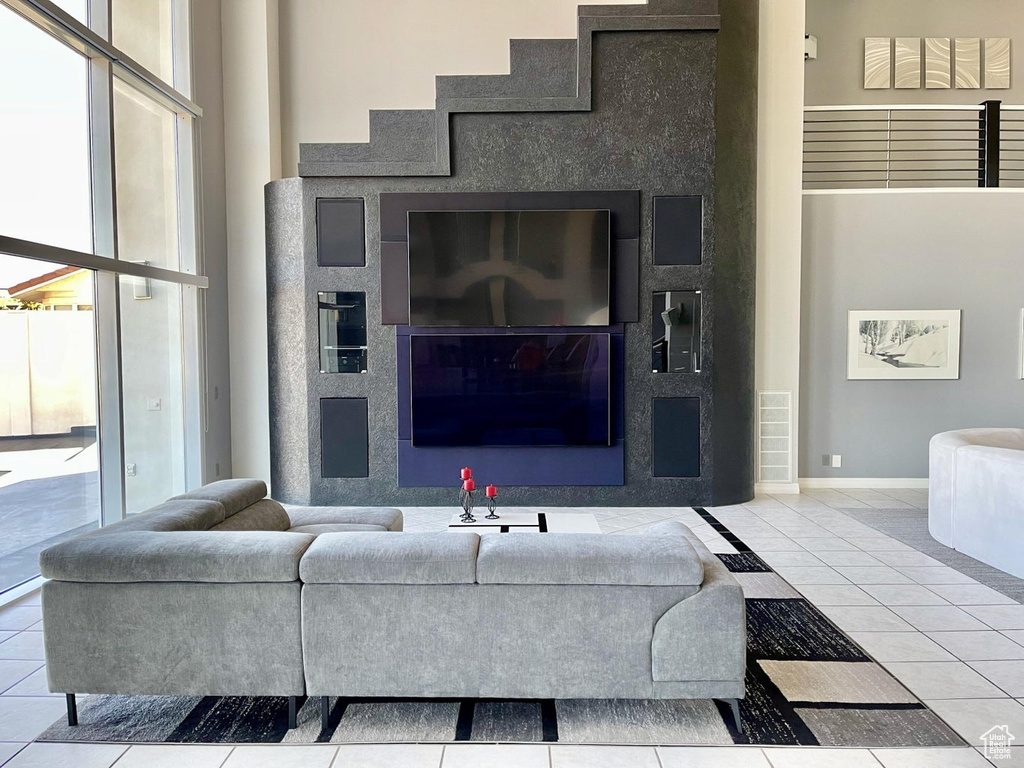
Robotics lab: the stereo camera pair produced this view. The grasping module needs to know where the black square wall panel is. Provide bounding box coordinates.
[652,397,700,477]
[317,198,365,267]
[321,398,369,478]
[653,195,702,266]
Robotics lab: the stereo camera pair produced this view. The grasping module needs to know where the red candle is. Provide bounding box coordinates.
[460,467,473,480]
[463,478,476,492]
[485,484,498,498]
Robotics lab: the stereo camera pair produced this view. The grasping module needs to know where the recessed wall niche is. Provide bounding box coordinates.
[653,195,702,266]
[316,198,365,267]
[652,290,702,374]
[318,291,367,373]
[652,397,701,477]
[320,398,369,478]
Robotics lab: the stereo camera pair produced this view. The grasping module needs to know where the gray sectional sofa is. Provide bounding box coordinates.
[39,479,746,732]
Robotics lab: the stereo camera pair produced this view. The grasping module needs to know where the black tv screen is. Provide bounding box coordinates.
[410,334,611,447]
[408,209,610,327]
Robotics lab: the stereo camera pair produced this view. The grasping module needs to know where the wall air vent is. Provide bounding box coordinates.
[757,390,793,484]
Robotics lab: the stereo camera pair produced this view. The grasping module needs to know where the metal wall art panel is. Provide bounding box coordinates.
[955,38,981,89]
[894,38,922,89]
[925,37,951,89]
[864,37,892,89]
[985,37,1011,89]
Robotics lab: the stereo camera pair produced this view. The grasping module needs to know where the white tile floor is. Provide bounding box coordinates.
[0,488,1018,767]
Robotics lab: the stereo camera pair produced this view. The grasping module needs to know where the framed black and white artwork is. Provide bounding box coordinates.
[847,310,961,380]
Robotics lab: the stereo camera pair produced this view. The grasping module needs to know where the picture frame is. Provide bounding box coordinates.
[847,310,961,380]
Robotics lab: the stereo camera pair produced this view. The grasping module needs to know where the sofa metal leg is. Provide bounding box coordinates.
[287,696,298,730]
[66,693,78,727]
[320,696,330,731]
[727,698,743,735]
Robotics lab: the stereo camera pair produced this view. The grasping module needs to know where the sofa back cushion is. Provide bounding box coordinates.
[210,499,291,532]
[92,499,227,535]
[285,506,403,532]
[173,478,267,517]
[300,532,479,584]
[40,531,315,583]
[476,533,704,586]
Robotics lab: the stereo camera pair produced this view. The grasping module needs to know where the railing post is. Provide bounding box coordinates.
[885,109,892,189]
[979,100,1001,187]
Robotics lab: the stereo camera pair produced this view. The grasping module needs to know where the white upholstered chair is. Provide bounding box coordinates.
[929,428,1024,579]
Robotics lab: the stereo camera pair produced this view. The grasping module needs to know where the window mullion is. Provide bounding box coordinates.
[181,284,205,489]
[86,0,108,40]
[176,109,205,487]
[94,270,126,526]
[88,52,126,524]
[172,0,191,98]
[89,55,116,260]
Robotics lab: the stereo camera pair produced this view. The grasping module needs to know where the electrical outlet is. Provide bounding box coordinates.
[822,454,831,467]
[147,397,162,411]
[126,463,136,477]
[215,462,221,477]
[831,454,842,468]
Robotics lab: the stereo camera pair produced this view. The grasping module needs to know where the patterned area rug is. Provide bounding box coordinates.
[38,510,964,747]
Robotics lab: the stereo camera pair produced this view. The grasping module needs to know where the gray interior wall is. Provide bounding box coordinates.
[805,0,1024,106]
[800,191,1024,479]
[192,0,233,484]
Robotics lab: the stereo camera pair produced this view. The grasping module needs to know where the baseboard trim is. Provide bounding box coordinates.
[755,482,802,495]
[799,477,929,490]
[0,576,43,609]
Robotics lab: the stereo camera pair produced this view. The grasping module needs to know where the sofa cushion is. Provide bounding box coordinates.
[285,506,403,532]
[93,499,227,535]
[300,532,479,584]
[211,499,291,532]
[40,531,316,583]
[289,523,388,534]
[476,532,704,586]
[173,479,268,516]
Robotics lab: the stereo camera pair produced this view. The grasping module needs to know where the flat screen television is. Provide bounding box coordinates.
[410,334,611,447]
[407,209,611,327]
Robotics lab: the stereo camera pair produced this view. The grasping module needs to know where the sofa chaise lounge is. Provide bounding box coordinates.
[39,479,746,732]
[39,479,401,729]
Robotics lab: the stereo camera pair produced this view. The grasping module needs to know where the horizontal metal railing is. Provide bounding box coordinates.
[803,102,1020,190]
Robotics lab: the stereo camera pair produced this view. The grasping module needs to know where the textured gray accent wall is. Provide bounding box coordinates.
[297,1,722,177]
[805,0,1024,106]
[268,28,740,506]
[711,0,758,504]
[800,191,1024,479]
[266,180,311,503]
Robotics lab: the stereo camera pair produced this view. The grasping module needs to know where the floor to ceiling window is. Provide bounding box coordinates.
[118,275,187,514]
[0,255,100,594]
[0,0,207,596]
[0,4,92,252]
